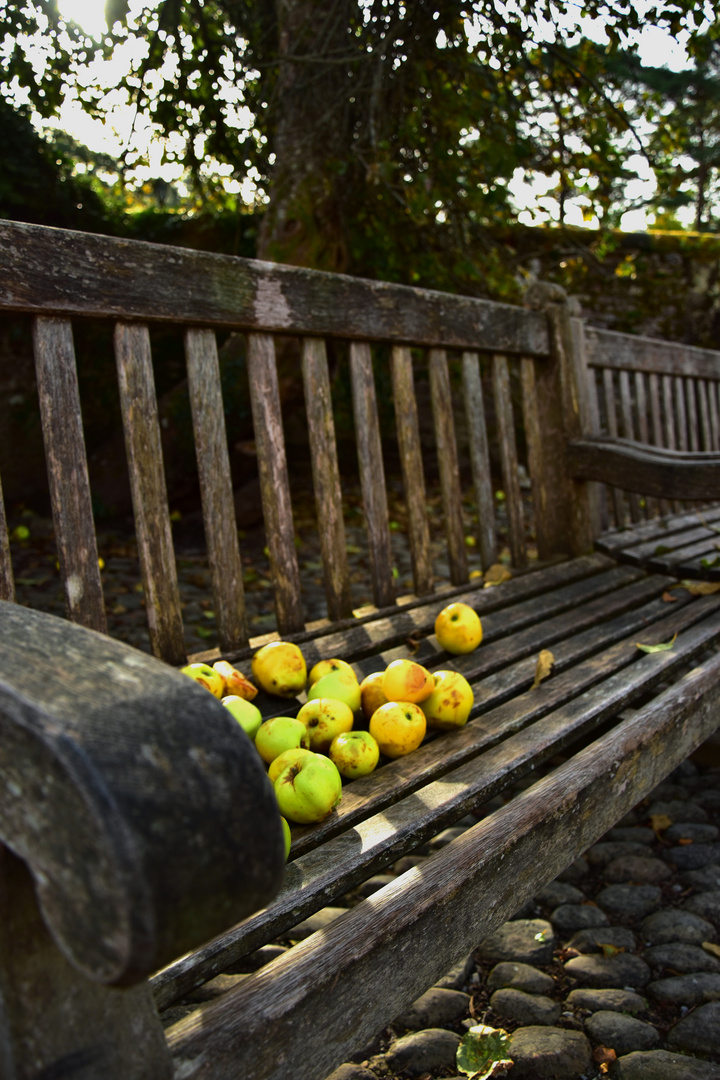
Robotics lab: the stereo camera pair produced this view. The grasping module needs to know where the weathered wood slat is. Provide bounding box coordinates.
[710,381,720,450]
[391,346,434,594]
[246,333,305,634]
[675,375,689,452]
[586,325,720,380]
[602,367,624,527]
[0,472,15,602]
[168,646,720,1080]
[686,379,700,452]
[301,338,353,621]
[596,505,720,555]
[33,317,107,633]
[462,352,497,569]
[349,342,395,608]
[492,353,526,567]
[646,535,720,578]
[0,221,548,354]
[698,379,713,451]
[429,348,468,585]
[521,356,554,558]
[634,370,659,519]
[185,328,249,651]
[114,322,185,664]
[663,374,677,449]
[614,522,718,565]
[647,371,671,515]
[570,436,720,501]
[618,369,641,522]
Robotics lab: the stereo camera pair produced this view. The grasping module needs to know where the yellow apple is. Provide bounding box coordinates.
[274,753,343,824]
[181,662,225,698]
[296,698,354,753]
[369,701,427,758]
[420,669,474,730]
[382,659,434,704]
[213,660,258,700]
[329,730,380,779]
[251,641,307,698]
[434,602,483,654]
[308,657,356,687]
[307,668,361,713]
[268,747,314,784]
[255,716,310,765]
[281,816,292,860]
[359,671,389,722]
[222,695,262,740]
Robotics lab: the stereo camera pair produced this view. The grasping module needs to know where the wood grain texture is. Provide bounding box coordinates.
[391,346,433,594]
[686,379,700,452]
[168,648,720,1080]
[0,471,14,602]
[301,338,353,620]
[114,321,185,664]
[710,381,720,450]
[697,380,712,450]
[0,602,285,985]
[569,436,720,500]
[618,369,642,523]
[429,348,468,585]
[602,366,625,528]
[586,325,720,379]
[246,332,305,634]
[675,376,689,451]
[349,342,395,607]
[0,220,548,353]
[33,317,107,632]
[663,374,677,449]
[462,352,497,569]
[0,847,173,1079]
[185,328,249,650]
[492,353,526,567]
[596,505,720,556]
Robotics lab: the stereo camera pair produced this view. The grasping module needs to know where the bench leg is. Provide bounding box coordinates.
[0,846,173,1080]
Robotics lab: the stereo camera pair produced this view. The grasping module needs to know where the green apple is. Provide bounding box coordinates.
[222,694,263,740]
[251,641,307,698]
[255,716,310,765]
[308,657,356,687]
[329,730,380,780]
[274,753,343,824]
[281,816,292,860]
[307,668,361,714]
[268,746,314,784]
[420,669,474,730]
[181,662,224,698]
[296,697,354,753]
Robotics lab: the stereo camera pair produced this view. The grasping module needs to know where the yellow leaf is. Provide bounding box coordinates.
[598,942,624,957]
[650,813,673,834]
[531,650,555,690]
[673,580,720,596]
[636,633,677,653]
[484,564,512,588]
[702,941,720,959]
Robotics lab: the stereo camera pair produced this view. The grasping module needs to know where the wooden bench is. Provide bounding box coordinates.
[2,220,720,1080]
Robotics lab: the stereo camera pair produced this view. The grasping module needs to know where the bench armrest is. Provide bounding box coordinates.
[0,601,284,986]
[569,436,720,500]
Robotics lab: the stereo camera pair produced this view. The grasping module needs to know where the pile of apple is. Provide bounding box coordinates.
[181,602,482,844]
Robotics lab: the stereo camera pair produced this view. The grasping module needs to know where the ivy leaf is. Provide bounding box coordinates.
[636,633,677,653]
[456,1025,513,1078]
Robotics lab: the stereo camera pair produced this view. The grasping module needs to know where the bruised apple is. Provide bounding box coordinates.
[369,701,427,758]
[359,671,388,722]
[420,669,474,730]
[274,753,343,824]
[181,663,224,698]
[251,642,307,698]
[213,660,258,700]
[268,746,314,784]
[296,698,354,753]
[329,730,380,779]
[382,659,434,704]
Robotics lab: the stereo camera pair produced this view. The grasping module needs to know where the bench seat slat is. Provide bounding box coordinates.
[301,338,353,621]
[462,351,496,569]
[492,353,526,566]
[114,322,185,664]
[185,328,249,650]
[33,316,107,633]
[246,332,305,634]
[429,348,467,585]
[596,505,720,555]
[349,342,395,608]
[167,647,720,1080]
[391,346,433,594]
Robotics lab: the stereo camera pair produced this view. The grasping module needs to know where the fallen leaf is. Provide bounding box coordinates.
[661,591,679,603]
[650,813,673,834]
[677,837,694,845]
[654,544,672,555]
[405,635,421,654]
[701,555,720,569]
[456,1025,513,1079]
[636,633,677,653]
[593,1047,617,1065]
[483,564,512,588]
[531,650,555,689]
[673,580,720,596]
[703,942,720,959]
[598,943,624,957]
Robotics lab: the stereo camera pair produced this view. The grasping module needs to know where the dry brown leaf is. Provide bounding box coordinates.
[672,580,720,596]
[593,1047,617,1065]
[531,649,555,690]
[650,813,673,834]
[702,941,720,959]
[661,591,679,603]
[483,564,512,588]
[677,837,694,846]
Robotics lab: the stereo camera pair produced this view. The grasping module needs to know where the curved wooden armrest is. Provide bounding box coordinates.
[0,601,285,987]
[569,436,720,500]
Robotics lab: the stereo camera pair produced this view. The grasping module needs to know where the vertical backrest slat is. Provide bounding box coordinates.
[674,376,688,451]
[686,379,700,452]
[0,472,15,602]
[114,322,185,664]
[462,352,497,569]
[492,354,526,568]
[301,338,353,622]
[349,342,395,609]
[662,375,677,449]
[618,369,641,523]
[697,380,712,451]
[520,356,552,559]
[707,381,720,450]
[246,333,305,634]
[602,368,624,527]
[33,317,106,633]
[634,371,659,519]
[648,372,670,516]
[185,328,249,651]
[391,346,434,596]
[428,349,468,586]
